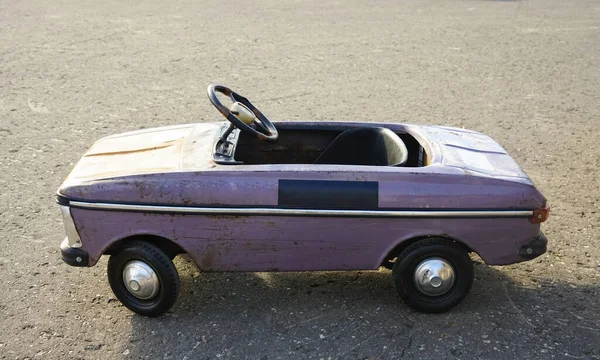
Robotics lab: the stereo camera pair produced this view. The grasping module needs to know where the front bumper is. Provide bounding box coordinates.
[60,238,89,267]
[518,232,548,260]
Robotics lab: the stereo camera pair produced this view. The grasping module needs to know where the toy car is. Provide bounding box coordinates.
[57,84,549,316]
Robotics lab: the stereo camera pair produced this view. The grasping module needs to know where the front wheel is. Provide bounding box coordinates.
[392,238,474,313]
[107,241,180,317]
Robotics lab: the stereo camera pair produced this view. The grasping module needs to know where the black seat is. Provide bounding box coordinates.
[314,127,408,166]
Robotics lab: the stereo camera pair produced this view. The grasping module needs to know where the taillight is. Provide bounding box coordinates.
[530,205,550,223]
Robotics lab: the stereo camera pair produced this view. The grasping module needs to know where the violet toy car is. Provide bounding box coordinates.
[57,84,549,316]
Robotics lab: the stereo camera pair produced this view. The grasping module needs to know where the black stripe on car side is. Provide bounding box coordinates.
[278,180,378,210]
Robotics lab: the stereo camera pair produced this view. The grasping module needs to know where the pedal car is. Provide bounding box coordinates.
[57,84,549,316]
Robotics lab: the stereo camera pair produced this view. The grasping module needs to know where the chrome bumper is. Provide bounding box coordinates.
[59,205,82,248]
[59,205,88,266]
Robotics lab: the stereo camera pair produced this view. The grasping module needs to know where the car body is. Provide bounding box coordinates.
[57,85,549,316]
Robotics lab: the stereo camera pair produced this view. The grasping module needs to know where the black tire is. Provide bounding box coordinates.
[392,238,473,313]
[107,241,180,317]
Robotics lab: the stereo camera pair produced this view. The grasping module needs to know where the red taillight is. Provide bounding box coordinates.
[530,205,550,223]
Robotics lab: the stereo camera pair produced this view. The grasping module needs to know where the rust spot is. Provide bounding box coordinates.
[206,215,242,220]
[200,247,217,270]
[263,221,276,227]
[222,242,233,255]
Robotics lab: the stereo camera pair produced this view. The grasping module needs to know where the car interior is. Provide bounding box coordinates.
[234,125,428,167]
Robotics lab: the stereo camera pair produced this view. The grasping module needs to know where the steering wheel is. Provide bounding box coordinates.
[207,84,278,141]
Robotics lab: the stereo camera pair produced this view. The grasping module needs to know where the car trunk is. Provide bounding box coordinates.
[420,126,532,182]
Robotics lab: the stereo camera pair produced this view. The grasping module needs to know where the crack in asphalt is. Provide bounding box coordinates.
[400,334,413,358]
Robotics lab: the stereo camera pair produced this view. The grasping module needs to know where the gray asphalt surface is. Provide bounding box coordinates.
[1,0,599,359]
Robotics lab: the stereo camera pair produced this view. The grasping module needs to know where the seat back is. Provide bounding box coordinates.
[313,127,408,166]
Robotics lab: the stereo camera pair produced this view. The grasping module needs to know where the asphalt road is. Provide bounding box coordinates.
[1,0,599,359]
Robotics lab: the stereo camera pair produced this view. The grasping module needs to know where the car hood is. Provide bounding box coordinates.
[416,125,532,183]
[60,123,221,185]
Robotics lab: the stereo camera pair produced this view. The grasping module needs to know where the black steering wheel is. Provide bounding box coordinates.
[207,84,278,141]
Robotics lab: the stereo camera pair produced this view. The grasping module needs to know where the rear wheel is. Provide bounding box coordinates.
[107,241,180,317]
[392,238,473,313]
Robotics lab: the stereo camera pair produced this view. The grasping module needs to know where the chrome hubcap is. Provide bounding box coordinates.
[122,261,160,300]
[413,258,455,296]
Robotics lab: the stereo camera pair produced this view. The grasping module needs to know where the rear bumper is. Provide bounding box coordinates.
[60,238,89,267]
[518,232,548,260]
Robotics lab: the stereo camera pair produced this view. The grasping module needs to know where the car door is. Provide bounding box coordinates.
[200,164,407,272]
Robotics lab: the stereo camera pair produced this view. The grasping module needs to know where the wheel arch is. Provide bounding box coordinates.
[103,234,186,260]
[379,234,475,268]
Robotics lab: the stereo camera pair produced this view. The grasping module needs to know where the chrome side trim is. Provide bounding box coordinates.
[60,205,82,248]
[69,201,533,218]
